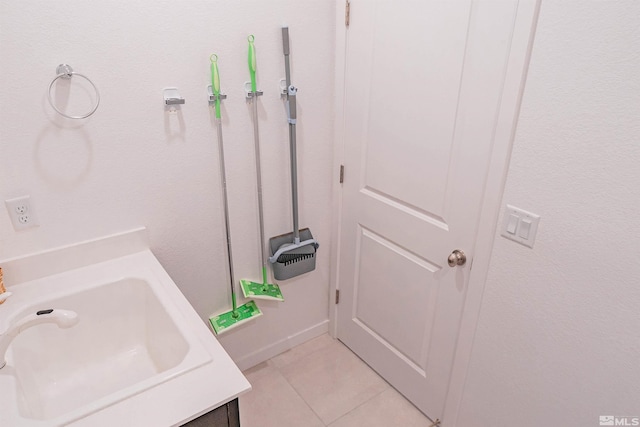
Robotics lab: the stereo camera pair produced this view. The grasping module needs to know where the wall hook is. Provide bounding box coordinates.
[244,81,263,99]
[163,87,185,113]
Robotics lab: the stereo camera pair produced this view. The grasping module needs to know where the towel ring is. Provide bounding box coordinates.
[47,64,100,119]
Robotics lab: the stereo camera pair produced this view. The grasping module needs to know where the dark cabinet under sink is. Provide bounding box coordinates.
[181,399,240,427]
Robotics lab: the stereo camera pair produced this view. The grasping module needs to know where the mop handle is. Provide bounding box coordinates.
[248,35,257,93]
[210,54,222,119]
[211,55,237,312]
[247,36,268,280]
[282,26,300,243]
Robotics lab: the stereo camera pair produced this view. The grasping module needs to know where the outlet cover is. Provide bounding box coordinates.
[5,196,39,231]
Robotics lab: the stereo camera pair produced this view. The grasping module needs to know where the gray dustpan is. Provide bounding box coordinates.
[269,228,318,281]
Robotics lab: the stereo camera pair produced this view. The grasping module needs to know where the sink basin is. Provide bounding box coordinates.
[0,228,250,427]
[9,277,200,420]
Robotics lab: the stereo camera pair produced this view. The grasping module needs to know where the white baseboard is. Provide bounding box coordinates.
[233,320,329,371]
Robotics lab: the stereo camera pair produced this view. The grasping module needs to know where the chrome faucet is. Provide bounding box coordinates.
[0,309,79,369]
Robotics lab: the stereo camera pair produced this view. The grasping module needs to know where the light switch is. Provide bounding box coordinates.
[519,218,532,239]
[506,214,519,234]
[500,205,540,248]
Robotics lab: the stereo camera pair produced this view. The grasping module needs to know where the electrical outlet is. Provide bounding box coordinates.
[5,196,39,230]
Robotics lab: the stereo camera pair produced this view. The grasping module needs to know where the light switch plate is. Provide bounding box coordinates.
[500,205,540,248]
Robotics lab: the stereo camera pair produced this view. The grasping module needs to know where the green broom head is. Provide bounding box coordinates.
[241,266,284,301]
[209,300,262,335]
[240,280,284,301]
[240,272,284,302]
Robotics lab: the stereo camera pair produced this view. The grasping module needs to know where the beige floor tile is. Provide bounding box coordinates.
[279,340,389,425]
[243,360,276,383]
[270,333,336,369]
[328,387,434,427]
[240,362,324,427]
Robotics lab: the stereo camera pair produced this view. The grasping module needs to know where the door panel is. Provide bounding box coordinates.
[361,1,469,216]
[354,225,439,366]
[337,0,526,421]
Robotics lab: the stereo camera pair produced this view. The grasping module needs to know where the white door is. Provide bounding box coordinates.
[336,0,537,421]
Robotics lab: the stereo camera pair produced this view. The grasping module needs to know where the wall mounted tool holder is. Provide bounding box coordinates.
[163,87,185,113]
[278,79,288,96]
[244,82,263,99]
[207,85,227,104]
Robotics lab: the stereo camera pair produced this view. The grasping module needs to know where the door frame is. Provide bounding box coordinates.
[328,0,541,425]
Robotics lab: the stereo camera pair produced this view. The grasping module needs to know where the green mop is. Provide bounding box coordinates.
[240,36,285,302]
[208,54,262,335]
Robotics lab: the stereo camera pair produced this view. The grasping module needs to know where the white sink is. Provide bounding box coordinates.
[10,277,203,420]
[0,228,250,426]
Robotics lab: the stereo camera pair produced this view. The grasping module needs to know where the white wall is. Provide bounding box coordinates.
[457,2,640,426]
[5,2,638,421]
[0,1,335,367]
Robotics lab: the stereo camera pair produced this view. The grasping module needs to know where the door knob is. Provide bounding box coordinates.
[448,250,466,267]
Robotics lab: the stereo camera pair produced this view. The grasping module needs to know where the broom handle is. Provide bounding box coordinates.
[289,124,299,243]
[283,27,291,88]
[283,26,300,244]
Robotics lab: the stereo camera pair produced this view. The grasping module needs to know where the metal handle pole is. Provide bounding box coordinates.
[289,123,300,243]
[282,27,291,86]
[282,27,300,244]
[251,97,268,276]
[216,119,238,313]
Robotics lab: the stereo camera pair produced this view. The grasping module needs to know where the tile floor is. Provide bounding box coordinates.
[239,334,435,427]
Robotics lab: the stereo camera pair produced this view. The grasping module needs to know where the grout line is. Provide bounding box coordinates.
[269,337,334,426]
[272,333,337,371]
[241,361,326,427]
[326,387,389,427]
[281,367,327,426]
[250,334,433,426]
[271,335,393,426]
